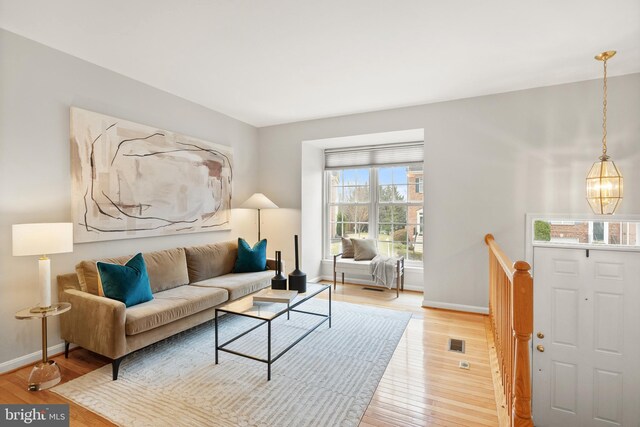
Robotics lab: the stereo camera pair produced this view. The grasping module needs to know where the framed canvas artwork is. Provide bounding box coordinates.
[70,107,233,243]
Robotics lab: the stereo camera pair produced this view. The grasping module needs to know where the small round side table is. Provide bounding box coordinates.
[15,302,71,391]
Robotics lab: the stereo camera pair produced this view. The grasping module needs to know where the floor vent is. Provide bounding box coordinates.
[448,338,466,353]
[362,287,384,292]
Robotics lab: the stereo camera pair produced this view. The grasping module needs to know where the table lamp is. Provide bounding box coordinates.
[240,193,278,242]
[12,223,73,312]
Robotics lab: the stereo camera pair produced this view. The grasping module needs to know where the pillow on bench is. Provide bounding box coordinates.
[352,238,378,261]
[341,237,354,258]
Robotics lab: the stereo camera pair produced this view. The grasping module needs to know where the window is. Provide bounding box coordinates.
[591,221,605,243]
[327,169,370,244]
[326,165,424,263]
[532,219,640,246]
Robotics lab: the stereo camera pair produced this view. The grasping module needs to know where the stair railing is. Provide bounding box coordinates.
[484,234,533,427]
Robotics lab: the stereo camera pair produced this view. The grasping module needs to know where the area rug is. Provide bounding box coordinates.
[53,299,411,427]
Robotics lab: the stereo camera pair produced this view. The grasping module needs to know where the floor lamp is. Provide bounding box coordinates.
[240,193,278,242]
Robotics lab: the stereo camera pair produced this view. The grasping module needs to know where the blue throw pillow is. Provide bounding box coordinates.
[97,253,153,307]
[233,238,267,273]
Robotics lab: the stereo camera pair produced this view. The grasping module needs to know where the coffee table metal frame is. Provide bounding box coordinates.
[215,283,331,380]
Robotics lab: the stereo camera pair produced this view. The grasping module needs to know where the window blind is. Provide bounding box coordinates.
[324,142,424,169]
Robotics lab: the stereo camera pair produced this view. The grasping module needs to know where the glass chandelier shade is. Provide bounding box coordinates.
[586,156,623,215]
[586,50,623,215]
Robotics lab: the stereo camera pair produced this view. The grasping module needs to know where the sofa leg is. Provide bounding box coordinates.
[64,341,70,359]
[112,357,124,380]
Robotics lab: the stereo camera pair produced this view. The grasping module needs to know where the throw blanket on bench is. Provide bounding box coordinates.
[370,255,398,289]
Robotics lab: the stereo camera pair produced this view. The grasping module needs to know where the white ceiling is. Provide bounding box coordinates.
[1,0,639,127]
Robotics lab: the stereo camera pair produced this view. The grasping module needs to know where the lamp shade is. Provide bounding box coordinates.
[240,193,278,210]
[12,223,74,256]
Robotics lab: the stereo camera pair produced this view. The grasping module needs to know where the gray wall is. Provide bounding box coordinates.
[0,29,261,367]
[258,73,640,311]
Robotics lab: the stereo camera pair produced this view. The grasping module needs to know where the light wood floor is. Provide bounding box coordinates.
[323,284,499,427]
[0,284,498,427]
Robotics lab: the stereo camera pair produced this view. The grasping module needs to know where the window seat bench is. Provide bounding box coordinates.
[332,253,405,297]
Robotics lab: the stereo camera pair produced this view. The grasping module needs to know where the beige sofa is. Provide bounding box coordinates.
[57,240,279,380]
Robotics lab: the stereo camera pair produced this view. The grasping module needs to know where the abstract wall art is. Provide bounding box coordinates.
[70,107,233,243]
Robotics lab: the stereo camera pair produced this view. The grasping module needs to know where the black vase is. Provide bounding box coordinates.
[271,251,287,290]
[288,235,307,293]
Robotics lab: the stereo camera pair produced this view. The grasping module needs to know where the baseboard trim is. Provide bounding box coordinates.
[422,300,489,314]
[0,342,77,374]
[318,275,423,292]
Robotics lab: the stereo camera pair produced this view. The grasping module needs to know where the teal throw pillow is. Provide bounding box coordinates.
[233,238,267,273]
[97,253,153,307]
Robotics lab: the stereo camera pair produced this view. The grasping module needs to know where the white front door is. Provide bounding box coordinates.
[532,247,640,426]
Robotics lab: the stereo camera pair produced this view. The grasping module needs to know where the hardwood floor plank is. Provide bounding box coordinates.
[324,284,499,427]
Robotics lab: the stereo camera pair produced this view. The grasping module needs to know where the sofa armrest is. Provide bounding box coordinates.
[60,289,127,359]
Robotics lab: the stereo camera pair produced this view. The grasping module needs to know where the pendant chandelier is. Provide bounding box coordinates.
[586,50,623,215]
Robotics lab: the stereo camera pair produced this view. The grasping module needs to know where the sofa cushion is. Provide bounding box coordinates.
[233,238,267,273]
[190,270,272,301]
[97,253,153,308]
[184,241,237,283]
[76,247,189,295]
[125,285,228,336]
[334,256,374,274]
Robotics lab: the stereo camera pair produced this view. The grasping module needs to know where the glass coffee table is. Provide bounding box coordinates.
[215,282,331,380]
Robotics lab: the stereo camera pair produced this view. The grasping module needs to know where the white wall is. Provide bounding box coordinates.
[0,30,261,367]
[258,73,640,313]
[300,143,324,280]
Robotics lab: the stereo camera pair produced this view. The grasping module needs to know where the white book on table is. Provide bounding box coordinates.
[253,289,298,304]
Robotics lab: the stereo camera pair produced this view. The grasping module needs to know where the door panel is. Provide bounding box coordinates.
[551,361,578,413]
[593,292,623,354]
[533,247,640,427]
[593,368,623,425]
[551,288,579,347]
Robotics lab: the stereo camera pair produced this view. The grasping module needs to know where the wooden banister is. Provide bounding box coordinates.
[484,234,533,427]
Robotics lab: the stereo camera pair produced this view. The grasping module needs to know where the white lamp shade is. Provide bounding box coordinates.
[240,193,278,209]
[12,223,74,256]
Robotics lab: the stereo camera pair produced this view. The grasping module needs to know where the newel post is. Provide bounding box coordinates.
[484,233,494,246]
[512,260,533,427]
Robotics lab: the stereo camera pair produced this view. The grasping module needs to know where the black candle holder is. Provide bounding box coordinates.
[271,250,287,290]
[288,235,306,293]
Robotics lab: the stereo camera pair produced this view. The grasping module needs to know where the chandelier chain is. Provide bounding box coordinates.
[602,58,608,156]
